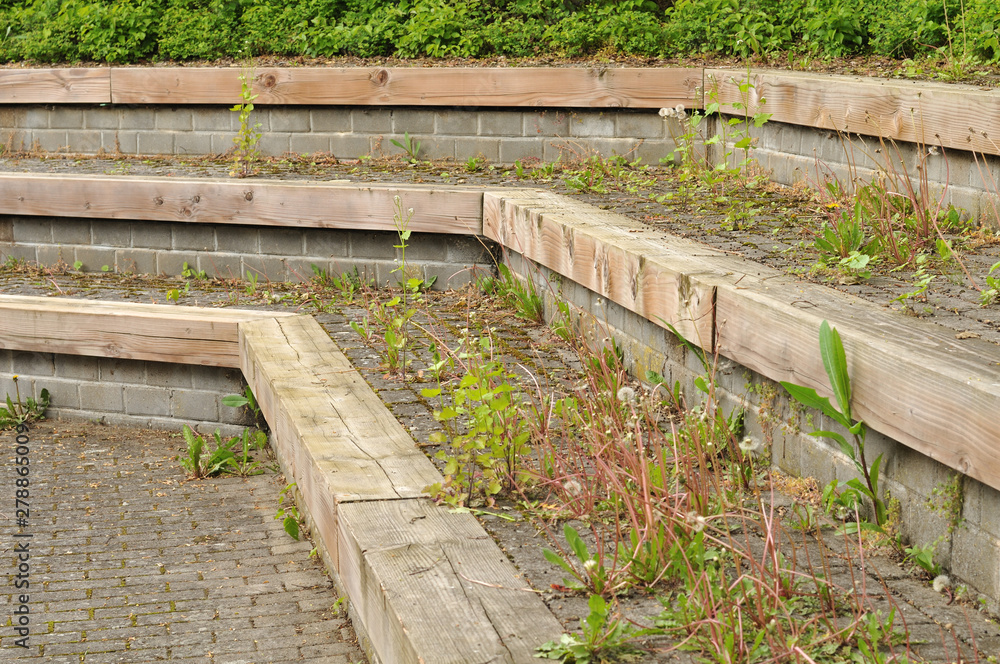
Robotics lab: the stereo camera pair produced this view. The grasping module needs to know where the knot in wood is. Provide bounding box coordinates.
[192,195,201,203]
[261,73,277,88]
[154,196,163,206]
[371,68,390,86]
[244,191,254,202]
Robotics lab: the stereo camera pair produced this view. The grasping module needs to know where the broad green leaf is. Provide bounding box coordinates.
[283,515,300,540]
[565,524,590,564]
[543,548,577,576]
[735,136,752,149]
[780,382,851,430]
[811,430,852,457]
[420,387,441,398]
[819,321,853,422]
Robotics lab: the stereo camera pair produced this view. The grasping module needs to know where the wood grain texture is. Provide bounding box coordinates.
[339,499,562,664]
[484,190,721,348]
[0,173,483,234]
[715,277,1000,491]
[110,66,700,108]
[0,68,111,103]
[238,315,441,503]
[708,68,1000,156]
[0,295,281,367]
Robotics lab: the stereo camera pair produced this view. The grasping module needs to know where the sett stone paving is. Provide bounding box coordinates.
[0,421,366,663]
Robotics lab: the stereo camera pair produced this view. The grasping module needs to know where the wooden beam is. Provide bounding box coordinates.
[483,189,722,348]
[110,67,700,108]
[0,68,111,104]
[0,295,285,367]
[338,500,562,664]
[708,68,1000,157]
[0,174,483,235]
[715,277,1000,492]
[238,315,441,505]
[239,314,562,662]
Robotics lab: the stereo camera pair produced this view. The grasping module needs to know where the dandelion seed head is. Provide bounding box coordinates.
[933,575,951,593]
[583,559,598,572]
[616,386,637,404]
[562,479,583,497]
[659,107,673,119]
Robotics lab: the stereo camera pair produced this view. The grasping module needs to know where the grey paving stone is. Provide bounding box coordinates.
[0,422,365,662]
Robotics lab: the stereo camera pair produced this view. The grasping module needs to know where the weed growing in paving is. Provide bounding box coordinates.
[783,321,888,532]
[179,425,238,479]
[230,61,262,178]
[276,483,302,540]
[0,375,49,429]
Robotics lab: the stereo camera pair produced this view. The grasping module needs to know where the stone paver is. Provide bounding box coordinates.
[1,422,366,663]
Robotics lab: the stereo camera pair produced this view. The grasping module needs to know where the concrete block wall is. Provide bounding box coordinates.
[703,116,1000,225]
[505,248,1000,613]
[0,349,254,435]
[0,105,681,165]
[0,216,497,289]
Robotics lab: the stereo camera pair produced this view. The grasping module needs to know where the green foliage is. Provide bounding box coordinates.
[782,321,888,532]
[979,260,1000,305]
[390,131,421,162]
[0,377,49,429]
[543,524,615,596]
[276,482,301,540]
[230,63,262,178]
[535,594,640,663]
[1,0,998,63]
[478,262,544,323]
[179,425,237,479]
[422,343,531,507]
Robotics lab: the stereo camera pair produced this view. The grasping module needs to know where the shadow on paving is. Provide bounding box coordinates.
[0,421,366,664]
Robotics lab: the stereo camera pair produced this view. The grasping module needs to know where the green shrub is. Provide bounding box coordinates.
[158,0,238,60]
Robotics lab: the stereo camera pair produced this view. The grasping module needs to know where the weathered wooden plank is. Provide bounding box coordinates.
[0,295,281,366]
[484,190,720,348]
[0,68,111,103]
[708,68,1000,157]
[0,173,483,235]
[339,499,562,664]
[110,66,701,108]
[715,276,1000,491]
[238,315,441,502]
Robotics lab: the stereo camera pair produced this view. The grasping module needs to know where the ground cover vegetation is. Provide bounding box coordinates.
[0,0,1000,73]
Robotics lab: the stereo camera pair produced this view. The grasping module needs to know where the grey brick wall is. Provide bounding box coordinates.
[0,105,678,165]
[1,217,497,289]
[503,248,1000,614]
[0,350,253,434]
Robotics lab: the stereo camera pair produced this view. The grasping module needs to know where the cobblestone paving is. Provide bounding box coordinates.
[0,421,366,663]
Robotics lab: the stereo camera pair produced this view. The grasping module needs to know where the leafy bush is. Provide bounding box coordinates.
[0,0,996,63]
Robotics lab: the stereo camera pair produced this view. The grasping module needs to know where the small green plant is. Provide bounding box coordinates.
[230,428,267,477]
[0,376,50,429]
[892,253,935,311]
[181,262,208,281]
[72,260,83,270]
[904,539,943,577]
[782,321,888,532]
[222,385,263,422]
[543,524,621,596]
[244,269,259,296]
[230,62,262,178]
[422,337,531,507]
[390,131,421,162]
[166,288,182,302]
[536,594,640,663]
[979,260,1000,305]
[479,262,544,323]
[179,425,237,479]
[276,483,301,540]
[101,264,111,272]
[464,156,484,172]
